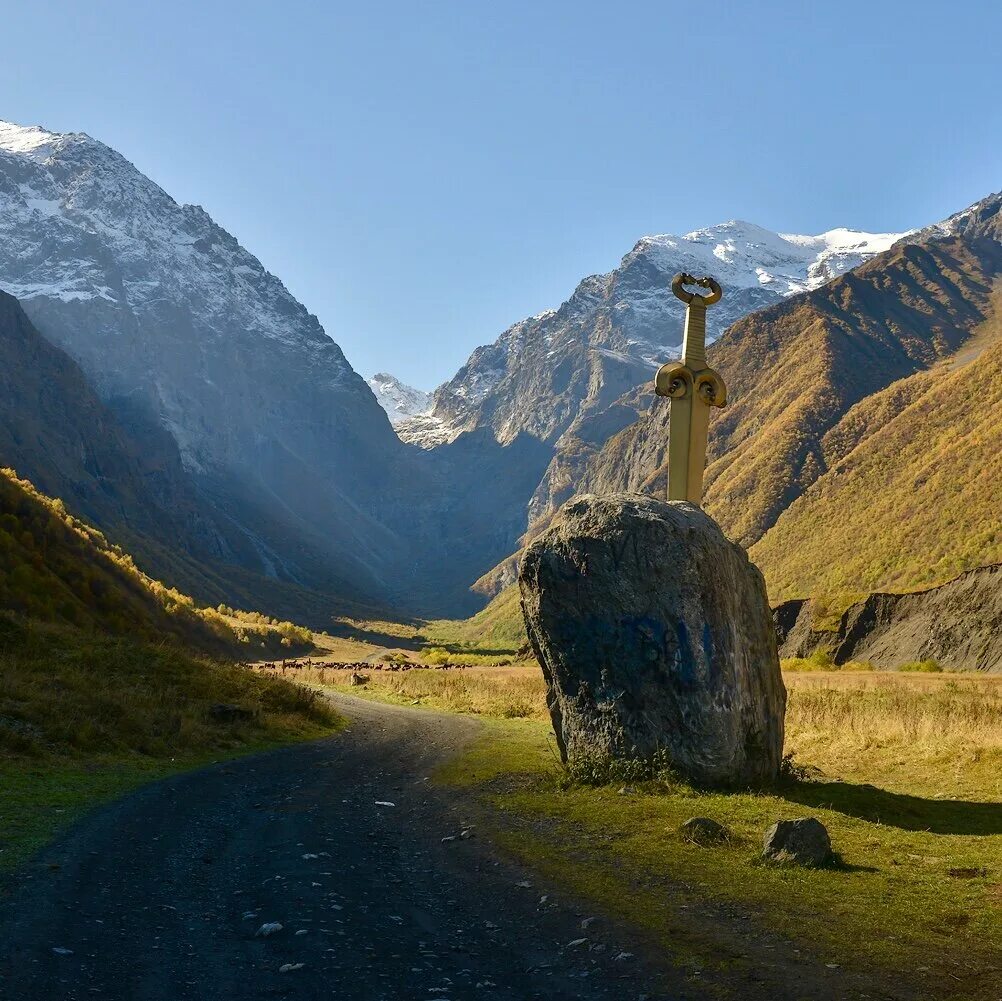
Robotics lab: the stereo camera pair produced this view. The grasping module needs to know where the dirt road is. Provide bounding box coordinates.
[0,696,709,1000]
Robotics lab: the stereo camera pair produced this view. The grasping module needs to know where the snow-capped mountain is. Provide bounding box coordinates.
[367,373,431,425]
[0,119,414,604]
[0,118,556,616]
[398,220,905,450]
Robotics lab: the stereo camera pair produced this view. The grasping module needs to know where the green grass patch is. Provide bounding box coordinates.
[0,745,285,873]
[898,659,944,673]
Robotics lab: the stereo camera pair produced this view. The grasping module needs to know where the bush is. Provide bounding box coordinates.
[422,646,452,665]
[897,659,943,673]
[563,747,681,788]
[782,648,838,672]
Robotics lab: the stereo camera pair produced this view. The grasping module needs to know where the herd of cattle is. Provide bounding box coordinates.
[249,657,472,674]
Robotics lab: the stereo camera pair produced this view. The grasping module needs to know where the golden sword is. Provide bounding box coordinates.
[654,273,727,505]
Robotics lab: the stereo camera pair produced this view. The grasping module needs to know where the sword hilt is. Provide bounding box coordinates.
[657,273,726,505]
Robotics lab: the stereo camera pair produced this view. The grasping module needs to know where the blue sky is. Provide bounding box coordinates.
[3,1,1001,388]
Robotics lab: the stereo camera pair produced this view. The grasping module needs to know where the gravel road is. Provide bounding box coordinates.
[0,696,710,1000]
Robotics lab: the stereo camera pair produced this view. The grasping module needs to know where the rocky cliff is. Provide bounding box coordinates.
[775,564,1002,672]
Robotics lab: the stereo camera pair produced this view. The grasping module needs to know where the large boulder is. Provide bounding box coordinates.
[518,494,786,786]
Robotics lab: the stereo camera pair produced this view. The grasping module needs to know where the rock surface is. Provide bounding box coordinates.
[518,494,786,786]
[775,565,1002,674]
[762,818,832,867]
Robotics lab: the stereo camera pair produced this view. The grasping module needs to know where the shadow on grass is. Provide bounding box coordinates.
[326,622,427,652]
[779,779,1002,835]
[327,621,519,659]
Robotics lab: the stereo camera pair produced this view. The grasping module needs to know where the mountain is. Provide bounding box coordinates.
[566,192,1002,603]
[0,120,425,610]
[367,373,431,425]
[0,119,555,617]
[401,221,903,451]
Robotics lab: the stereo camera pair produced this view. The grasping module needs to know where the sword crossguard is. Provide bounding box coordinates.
[671,273,722,307]
[654,362,690,399]
[655,363,727,408]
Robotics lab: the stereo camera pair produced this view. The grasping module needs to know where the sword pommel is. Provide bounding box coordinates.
[671,273,722,307]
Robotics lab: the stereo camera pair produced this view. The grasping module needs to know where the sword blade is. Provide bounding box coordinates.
[667,393,693,502]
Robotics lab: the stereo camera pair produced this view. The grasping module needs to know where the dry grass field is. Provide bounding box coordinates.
[306,662,1002,796]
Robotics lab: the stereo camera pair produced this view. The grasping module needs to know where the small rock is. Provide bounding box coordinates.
[374,800,395,808]
[617,786,637,796]
[52,947,73,955]
[278,962,304,973]
[613,951,634,962]
[566,937,588,949]
[295,929,308,936]
[948,867,988,878]
[459,829,474,840]
[580,916,599,930]
[256,922,284,937]
[762,818,832,867]
[208,703,255,723]
[679,817,730,846]
[441,835,457,844]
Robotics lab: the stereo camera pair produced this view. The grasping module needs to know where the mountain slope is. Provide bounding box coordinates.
[774,563,1002,672]
[750,291,1002,600]
[0,288,214,556]
[0,120,410,606]
[0,467,309,653]
[570,221,1002,555]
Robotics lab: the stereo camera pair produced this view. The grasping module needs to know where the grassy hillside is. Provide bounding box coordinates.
[423,585,527,653]
[753,300,1002,600]
[701,236,998,546]
[0,467,309,654]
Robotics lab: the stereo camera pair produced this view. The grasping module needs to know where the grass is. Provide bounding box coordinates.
[0,467,311,655]
[295,663,545,719]
[0,618,342,873]
[311,662,1002,998]
[751,292,1002,602]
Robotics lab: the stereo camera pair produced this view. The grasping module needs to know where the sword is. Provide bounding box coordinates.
[654,273,727,505]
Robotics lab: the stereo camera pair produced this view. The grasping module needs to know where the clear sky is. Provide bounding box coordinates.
[3,1,1001,389]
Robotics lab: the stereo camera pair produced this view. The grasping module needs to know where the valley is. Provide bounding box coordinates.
[1,112,1001,1001]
